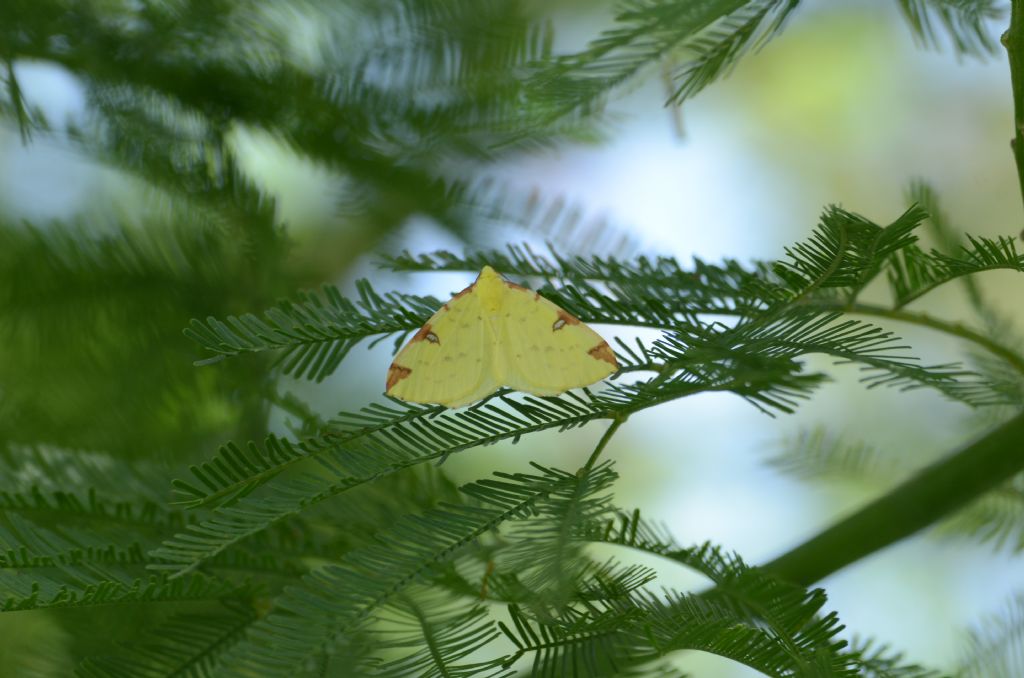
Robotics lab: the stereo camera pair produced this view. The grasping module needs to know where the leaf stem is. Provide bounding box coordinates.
[582,416,626,473]
[762,411,1024,586]
[835,302,1024,377]
[1006,0,1024,215]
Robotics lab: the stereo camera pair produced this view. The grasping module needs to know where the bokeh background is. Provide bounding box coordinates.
[2,0,1022,674]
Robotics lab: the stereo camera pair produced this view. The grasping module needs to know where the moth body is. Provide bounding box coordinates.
[386,266,618,408]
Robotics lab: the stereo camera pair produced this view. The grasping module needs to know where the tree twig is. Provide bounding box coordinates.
[581,416,626,473]
[1005,0,1024,214]
[762,411,1024,586]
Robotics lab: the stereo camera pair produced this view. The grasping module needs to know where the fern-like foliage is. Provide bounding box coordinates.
[667,0,799,104]
[0,515,247,612]
[76,603,257,678]
[524,0,760,121]
[842,639,943,678]
[498,523,922,676]
[886,234,1024,308]
[897,0,1004,56]
[767,428,899,486]
[525,0,1001,123]
[941,474,1024,552]
[2,0,1019,673]
[358,591,507,678]
[161,203,1022,602]
[218,464,611,676]
[907,181,1024,410]
[958,592,1024,677]
[188,205,1016,410]
[0,218,269,456]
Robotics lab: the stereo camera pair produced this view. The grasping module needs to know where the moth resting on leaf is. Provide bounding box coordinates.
[386,266,619,408]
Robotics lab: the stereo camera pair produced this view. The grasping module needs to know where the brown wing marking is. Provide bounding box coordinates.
[386,364,412,391]
[451,283,476,301]
[588,341,618,367]
[503,280,541,300]
[552,310,580,331]
[412,323,440,344]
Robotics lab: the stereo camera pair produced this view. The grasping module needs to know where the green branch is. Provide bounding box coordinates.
[1006,0,1024,215]
[821,302,1024,377]
[581,416,626,473]
[762,411,1024,586]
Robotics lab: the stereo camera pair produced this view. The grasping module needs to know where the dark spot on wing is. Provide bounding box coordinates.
[587,341,618,367]
[556,310,580,327]
[412,323,439,344]
[386,364,412,391]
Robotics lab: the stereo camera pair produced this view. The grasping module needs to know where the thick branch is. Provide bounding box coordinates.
[1006,1,1024,213]
[762,411,1024,586]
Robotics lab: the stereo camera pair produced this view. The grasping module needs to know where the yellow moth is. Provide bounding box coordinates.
[386,266,618,408]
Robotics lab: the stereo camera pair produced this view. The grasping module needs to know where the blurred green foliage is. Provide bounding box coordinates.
[1,0,1022,676]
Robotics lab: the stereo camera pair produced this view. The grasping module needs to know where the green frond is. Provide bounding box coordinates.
[0,442,170,501]
[7,0,593,264]
[629,588,853,676]
[896,0,1003,57]
[887,235,1024,309]
[581,511,826,634]
[906,181,980,301]
[773,204,925,297]
[76,603,257,678]
[958,592,1024,677]
[443,180,643,257]
[722,309,997,404]
[0,486,186,544]
[0,217,267,456]
[345,0,553,95]
[182,282,439,381]
[382,245,792,323]
[0,218,237,337]
[169,396,495,510]
[0,513,248,612]
[767,427,900,486]
[669,0,799,104]
[907,182,1024,343]
[906,181,1024,409]
[843,638,943,677]
[193,231,1003,407]
[368,590,509,678]
[440,556,657,608]
[526,0,767,121]
[70,102,279,253]
[496,600,650,676]
[166,307,1000,575]
[1,59,43,142]
[218,464,605,677]
[154,367,832,577]
[492,460,619,608]
[940,473,1024,552]
[497,580,855,677]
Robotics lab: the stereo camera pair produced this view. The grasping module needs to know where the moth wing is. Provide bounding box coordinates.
[499,285,618,396]
[386,288,498,408]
